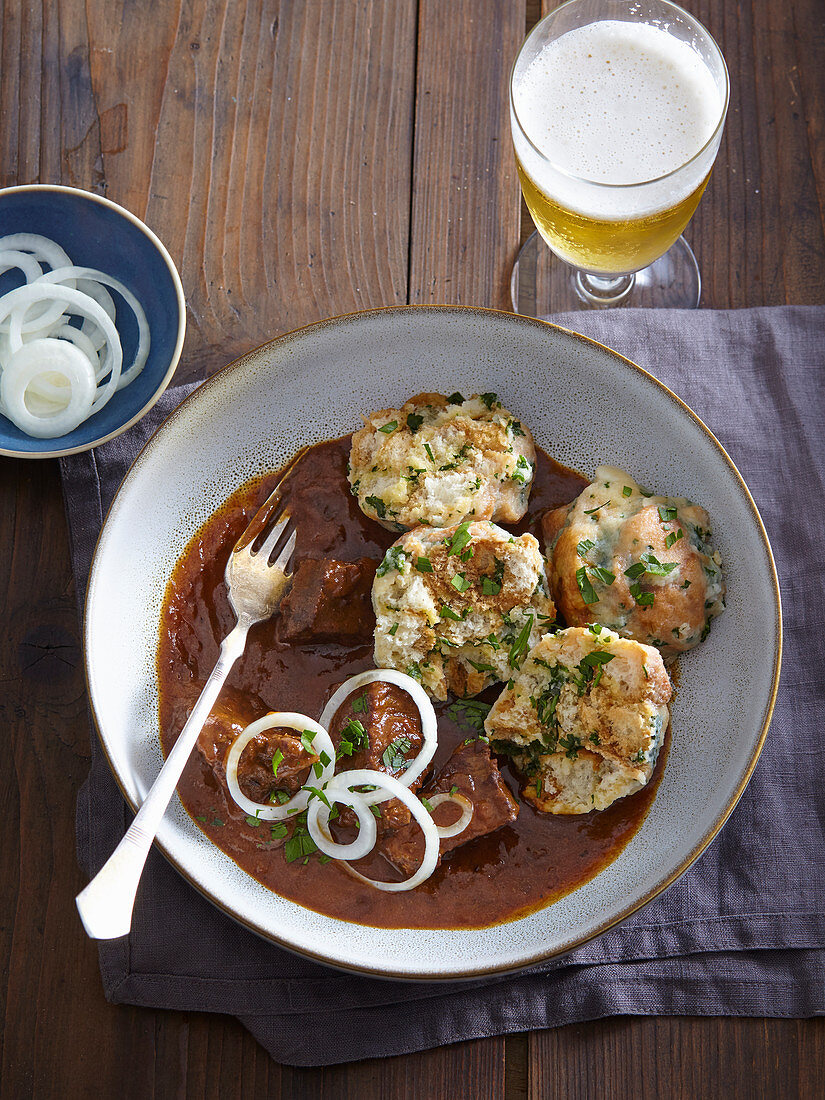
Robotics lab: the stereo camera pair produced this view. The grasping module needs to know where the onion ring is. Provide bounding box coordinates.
[0,234,77,333]
[0,338,96,437]
[306,785,377,862]
[319,669,438,800]
[0,283,123,412]
[0,249,44,285]
[427,791,474,839]
[39,267,150,389]
[318,769,441,892]
[225,712,335,821]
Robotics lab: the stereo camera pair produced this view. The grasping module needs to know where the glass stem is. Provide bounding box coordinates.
[573,269,636,306]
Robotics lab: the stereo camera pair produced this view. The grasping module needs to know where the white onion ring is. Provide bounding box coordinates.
[316,768,441,892]
[39,267,150,389]
[225,712,335,821]
[49,324,102,380]
[0,249,44,284]
[319,669,438,801]
[0,233,73,270]
[0,338,96,437]
[428,791,474,839]
[306,785,377,861]
[0,283,122,412]
[0,235,77,333]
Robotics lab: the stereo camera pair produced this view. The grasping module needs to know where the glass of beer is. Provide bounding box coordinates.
[510,0,729,313]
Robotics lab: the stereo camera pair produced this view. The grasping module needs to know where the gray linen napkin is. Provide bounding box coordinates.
[61,307,825,1066]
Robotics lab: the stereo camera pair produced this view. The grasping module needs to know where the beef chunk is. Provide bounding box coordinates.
[234,727,318,801]
[279,557,378,643]
[380,738,519,876]
[190,686,317,800]
[328,679,424,829]
[190,685,264,772]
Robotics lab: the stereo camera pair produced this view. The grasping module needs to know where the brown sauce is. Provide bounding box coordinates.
[157,436,668,929]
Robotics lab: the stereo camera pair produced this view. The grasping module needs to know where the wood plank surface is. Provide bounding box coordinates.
[0,0,822,1097]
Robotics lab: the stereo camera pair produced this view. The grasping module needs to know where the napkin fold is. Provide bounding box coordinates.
[61,307,825,1066]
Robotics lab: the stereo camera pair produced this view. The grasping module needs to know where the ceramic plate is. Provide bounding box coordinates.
[84,306,781,979]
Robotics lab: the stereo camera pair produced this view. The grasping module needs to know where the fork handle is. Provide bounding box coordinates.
[75,620,250,939]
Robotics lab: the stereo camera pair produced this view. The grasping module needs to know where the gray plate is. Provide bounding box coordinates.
[84,306,781,980]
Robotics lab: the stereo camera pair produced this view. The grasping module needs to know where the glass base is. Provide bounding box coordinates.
[510,232,701,316]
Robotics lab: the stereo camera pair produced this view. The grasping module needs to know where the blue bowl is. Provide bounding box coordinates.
[0,185,186,457]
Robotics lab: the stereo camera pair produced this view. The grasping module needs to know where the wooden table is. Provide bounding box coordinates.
[2,1,822,1096]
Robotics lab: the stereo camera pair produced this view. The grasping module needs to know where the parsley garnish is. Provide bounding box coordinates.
[382,735,412,770]
[447,521,472,557]
[244,814,261,827]
[630,582,655,607]
[447,698,492,734]
[388,622,399,635]
[450,572,471,592]
[658,505,678,522]
[424,443,435,463]
[406,412,424,433]
[300,729,317,753]
[576,566,599,605]
[441,605,464,622]
[622,485,633,497]
[589,566,615,585]
[508,614,534,668]
[378,420,397,434]
[416,555,434,573]
[271,748,284,777]
[577,539,595,557]
[377,545,408,577]
[365,495,387,518]
[448,392,465,405]
[480,392,499,409]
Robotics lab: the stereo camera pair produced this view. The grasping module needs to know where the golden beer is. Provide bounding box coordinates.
[509,4,728,303]
[515,157,712,276]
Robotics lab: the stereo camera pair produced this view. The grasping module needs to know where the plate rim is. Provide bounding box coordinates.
[83,303,783,979]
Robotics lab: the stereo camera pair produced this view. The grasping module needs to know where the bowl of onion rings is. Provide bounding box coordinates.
[0,184,186,458]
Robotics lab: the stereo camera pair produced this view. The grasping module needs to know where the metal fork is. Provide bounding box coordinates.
[75,487,297,940]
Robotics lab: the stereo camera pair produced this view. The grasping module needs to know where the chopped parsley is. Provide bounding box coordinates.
[378,420,398,434]
[339,718,367,756]
[658,505,678,522]
[589,566,615,585]
[388,622,399,635]
[271,748,284,777]
[630,583,655,607]
[448,392,465,405]
[365,495,387,519]
[576,566,599,605]
[508,614,534,669]
[382,735,412,770]
[300,729,317,753]
[622,485,633,497]
[664,528,684,549]
[447,521,472,557]
[480,392,499,409]
[481,557,505,596]
[377,545,408,577]
[244,814,261,828]
[450,572,471,592]
[448,698,492,734]
[576,649,615,690]
[350,692,368,713]
[415,555,434,573]
[577,539,595,557]
[441,604,465,622]
[406,412,424,433]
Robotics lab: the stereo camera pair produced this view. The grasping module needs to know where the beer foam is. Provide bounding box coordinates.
[512,20,724,218]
